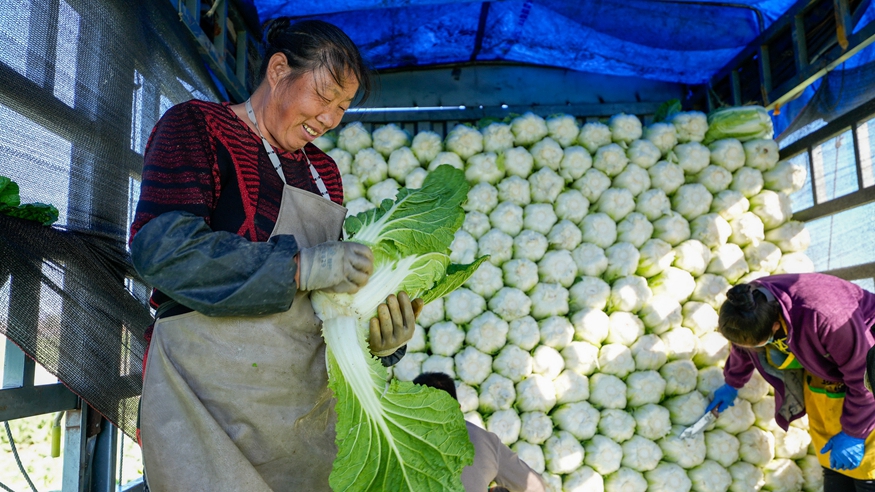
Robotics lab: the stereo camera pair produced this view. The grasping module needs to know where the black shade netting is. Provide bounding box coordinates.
[779,57,875,145]
[0,0,223,438]
[0,215,153,438]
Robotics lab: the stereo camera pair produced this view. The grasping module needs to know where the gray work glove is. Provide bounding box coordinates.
[298,241,374,294]
[369,291,424,357]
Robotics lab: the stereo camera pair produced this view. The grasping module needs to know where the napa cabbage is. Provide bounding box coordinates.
[312,165,483,491]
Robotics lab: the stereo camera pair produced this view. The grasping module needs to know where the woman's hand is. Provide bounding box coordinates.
[297,241,373,293]
[821,431,865,470]
[369,291,424,357]
[705,383,739,413]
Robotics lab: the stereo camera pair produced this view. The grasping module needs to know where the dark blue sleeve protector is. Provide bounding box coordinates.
[131,211,300,317]
[131,210,406,364]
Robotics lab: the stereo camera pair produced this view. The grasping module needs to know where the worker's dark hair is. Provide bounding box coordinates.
[718,283,780,346]
[413,372,458,401]
[257,18,372,104]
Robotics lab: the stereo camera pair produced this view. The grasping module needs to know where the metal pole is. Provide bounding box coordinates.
[62,407,86,492]
[91,420,118,492]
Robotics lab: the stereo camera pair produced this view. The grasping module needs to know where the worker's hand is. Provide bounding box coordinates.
[369,291,424,357]
[821,431,865,470]
[298,241,373,294]
[705,384,739,414]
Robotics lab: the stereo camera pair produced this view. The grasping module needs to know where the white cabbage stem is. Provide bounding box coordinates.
[321,316,402,455]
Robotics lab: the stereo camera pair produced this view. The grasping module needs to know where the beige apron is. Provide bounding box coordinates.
[141,185,347,491]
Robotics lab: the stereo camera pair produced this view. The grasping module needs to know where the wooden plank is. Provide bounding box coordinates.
[793,14,810,72]
[235,30,248,85]
[731,70,742,106]
[760,44,773,99]
[169,0,249,102]
[709,0,819,88]
[694,0,875,110]
[835,0,853,49]
[766,18,875,110]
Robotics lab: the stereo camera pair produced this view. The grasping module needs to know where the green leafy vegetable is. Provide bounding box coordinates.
[702,106,774,144]
[420,256,489,305]
[312,165,481,491]
[1,203,60,225]
[653,99,682,123]
[0,176,21,208]
[475,116,505,129]
[0,176,59,225]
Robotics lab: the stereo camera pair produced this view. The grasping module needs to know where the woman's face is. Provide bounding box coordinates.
[266,64,358,152]
[735,320,781,349]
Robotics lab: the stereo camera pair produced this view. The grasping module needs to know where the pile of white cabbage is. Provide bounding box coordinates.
[316,108,822,492]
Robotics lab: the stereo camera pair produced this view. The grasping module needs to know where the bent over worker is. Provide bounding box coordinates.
[707,273,875,491]
[413,372,547,492]
[129,19,421,491]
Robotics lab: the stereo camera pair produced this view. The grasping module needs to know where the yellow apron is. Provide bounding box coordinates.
[803,374,875,480]
[140,185,347,491]
[766,325,875,480]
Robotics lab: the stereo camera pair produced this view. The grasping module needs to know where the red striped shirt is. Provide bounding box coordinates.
[131,99,343,316]
[130,100,343,244]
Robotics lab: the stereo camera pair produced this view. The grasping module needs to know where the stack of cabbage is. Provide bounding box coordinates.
[316,107,821,492]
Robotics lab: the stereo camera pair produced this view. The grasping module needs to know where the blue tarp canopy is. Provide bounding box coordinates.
[244,0,802,84]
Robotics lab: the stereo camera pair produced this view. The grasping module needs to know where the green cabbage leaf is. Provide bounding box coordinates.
[313,165,482,491]
[0,176,59,225]
[702,106,774,144]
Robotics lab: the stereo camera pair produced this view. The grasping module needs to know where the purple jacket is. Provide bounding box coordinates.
[723,273,875,439]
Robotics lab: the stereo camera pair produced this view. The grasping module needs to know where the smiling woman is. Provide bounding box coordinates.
[128,18,425,492]
[237,18,372,154]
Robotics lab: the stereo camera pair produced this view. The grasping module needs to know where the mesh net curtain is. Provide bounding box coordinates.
[0,0,222,438]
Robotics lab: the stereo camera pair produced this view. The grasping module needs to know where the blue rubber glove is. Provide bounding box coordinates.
[821,431,865,470]
[705,384,739,413]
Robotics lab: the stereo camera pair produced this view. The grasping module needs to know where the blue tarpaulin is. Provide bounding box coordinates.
[245,0,801,84]
[244,0,875,138]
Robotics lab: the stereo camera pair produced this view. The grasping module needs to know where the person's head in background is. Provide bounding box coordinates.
[251,18,373,153]
[718,283,781,348]
[413,372,458,400]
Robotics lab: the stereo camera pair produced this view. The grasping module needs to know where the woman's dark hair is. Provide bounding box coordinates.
[257,18,372,104]
[413,372,458,401]
[718,283,780,345]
